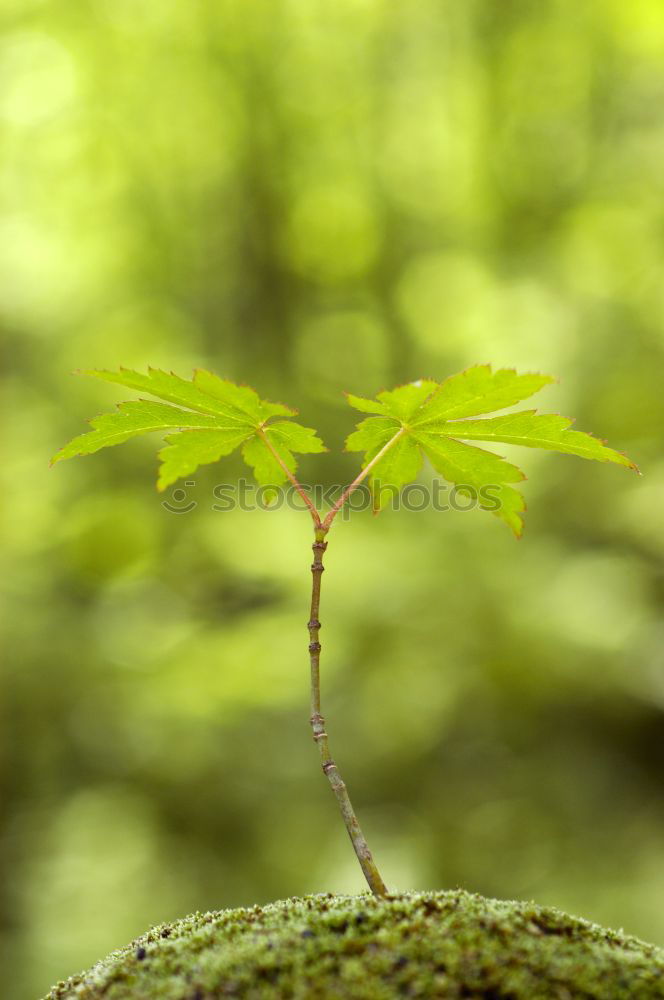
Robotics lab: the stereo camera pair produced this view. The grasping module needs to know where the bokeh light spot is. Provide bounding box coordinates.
[0,32,76,126]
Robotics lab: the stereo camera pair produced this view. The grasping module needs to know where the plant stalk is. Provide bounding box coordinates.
[322,426,406,531]
[255,428,387,894]
[307,525,388,897]
[256,427,321,528]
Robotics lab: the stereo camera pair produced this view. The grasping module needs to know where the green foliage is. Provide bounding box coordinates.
[5,3,661,993]
[51,368,327,493]
[53,364,636,536]
[346,365,637,535]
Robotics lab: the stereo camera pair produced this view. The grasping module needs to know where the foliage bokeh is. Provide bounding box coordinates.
[2,2,664,997]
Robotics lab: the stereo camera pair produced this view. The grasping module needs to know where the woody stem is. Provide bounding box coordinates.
[308,525,388,897]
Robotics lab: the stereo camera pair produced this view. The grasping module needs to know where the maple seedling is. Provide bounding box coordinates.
[52,365,638,897]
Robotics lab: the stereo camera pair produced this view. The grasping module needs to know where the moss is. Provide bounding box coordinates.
[45,890,664,999]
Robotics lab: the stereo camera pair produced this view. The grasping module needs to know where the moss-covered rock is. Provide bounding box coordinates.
[45,890,664,999]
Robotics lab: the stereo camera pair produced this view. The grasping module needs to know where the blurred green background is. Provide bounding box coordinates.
[2,1,664,997]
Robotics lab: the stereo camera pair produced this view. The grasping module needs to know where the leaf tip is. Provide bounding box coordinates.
[50,446,75,466]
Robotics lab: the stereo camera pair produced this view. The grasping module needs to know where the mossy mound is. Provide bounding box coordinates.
[45,890,664,1000]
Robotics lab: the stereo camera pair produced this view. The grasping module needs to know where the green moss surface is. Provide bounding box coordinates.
[45,890,664,999]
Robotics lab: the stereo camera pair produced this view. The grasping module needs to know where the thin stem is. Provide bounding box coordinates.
[257,427,321,528]
[307,525,388,897]
[322,426,406,531]
[259,419,394,893]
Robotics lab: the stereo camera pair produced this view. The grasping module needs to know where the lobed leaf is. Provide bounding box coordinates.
[344,366,637,536]
[241,434,295,503]
[240,424,327,503]
[414,433,526,535]
[81,368,251,422]
[369,434,422,512]
[440,412,637,468]
[413,365,555,422]
[192,369,296,421]
[344,393,388,415]
[51,401,224,463]
[268,421,328,454]
[157,428,253,492]
[375,380,438,421]
[52,369,326,492]
[345,416,401,455]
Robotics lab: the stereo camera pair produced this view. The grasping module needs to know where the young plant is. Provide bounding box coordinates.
[52,365,638,897]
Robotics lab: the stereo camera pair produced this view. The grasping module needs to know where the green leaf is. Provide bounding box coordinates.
[267,421,328,454]
[241,434,291,483]
[370,434,422,511]
[157,428,253,492]
[412,365,554,422]
[240,434,294,504]
[345,418,419,511]
[51,401,224,462]
[240,422,327,504]
[192,370,296,421]
[414,432,526,535]
[376,380,438,421]
[344,393,388,415]
[81,367,250,421]
[345,416,401,455]
[414,432,525,487]
[52,369,326,491]
[345,367,637,536]
[438,412,638,468]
